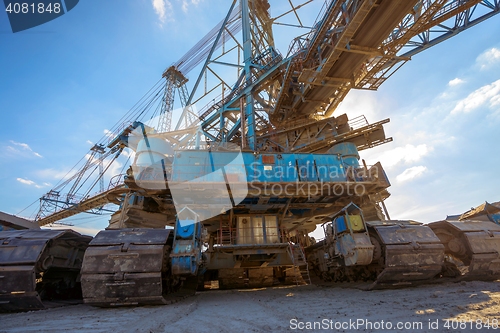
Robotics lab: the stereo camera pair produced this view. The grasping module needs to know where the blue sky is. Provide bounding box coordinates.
[0,1,499,235]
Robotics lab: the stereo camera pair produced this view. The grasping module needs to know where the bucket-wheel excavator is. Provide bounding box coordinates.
[2,0,500,312]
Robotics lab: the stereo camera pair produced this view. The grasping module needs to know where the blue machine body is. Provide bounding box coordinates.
[168,142,361,183]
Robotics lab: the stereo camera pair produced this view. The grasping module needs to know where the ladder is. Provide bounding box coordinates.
[287,242,311,285]
[218,218,233,245]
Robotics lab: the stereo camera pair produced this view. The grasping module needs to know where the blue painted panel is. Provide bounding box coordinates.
[329,142,359,158]
[491,214,500,224]
[328,142,360,168]
[279,154,299,182]
[335,216,347,233]
[177,219,196,239]
[243,153,262,182]
[315,154,344,182]
[296,154,318,181]
[171,151,207,181]
[244,153,294,182]
[170,147,361,184]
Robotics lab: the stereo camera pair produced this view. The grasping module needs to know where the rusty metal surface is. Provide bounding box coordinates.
[81,228,175,307]
[0,266,40,311]
[0,229,68,239]
[351,233,374,266]
[337,233,374,266]
[429,220,500,280]
[83,245,166,273]
[374,243,444,285]
[373,224,441,245]
[369,224,444,289]
[0,238,50,265]
[0,229,91,312]
[460,202,500,221]
[469,253,500,278]
[89,228,172,246]
[82,272,166,306]
[465,231,500,255]
[0,292,45,312]
[443,220,500,232]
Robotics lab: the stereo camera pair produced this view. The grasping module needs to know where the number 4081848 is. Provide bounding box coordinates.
[5,2,61,14]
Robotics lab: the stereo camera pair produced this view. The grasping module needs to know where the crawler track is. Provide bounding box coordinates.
[0,230,91,312]
[80,228,197,307]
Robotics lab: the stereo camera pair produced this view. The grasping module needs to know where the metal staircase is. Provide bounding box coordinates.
[287,242,311,285]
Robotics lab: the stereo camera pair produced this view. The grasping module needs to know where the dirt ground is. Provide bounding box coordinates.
[1,280,500,333]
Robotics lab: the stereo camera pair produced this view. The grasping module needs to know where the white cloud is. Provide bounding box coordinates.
[476,47,500,70]
[151,0,203,24]
[448,78,464,87]
[152,0,173,24]
[377,144,431,168]
[451,79,500,114]
[152,0,167,22]
[396,166,427,183]
[103,129,115,138]
[182,0,188,13]
[16,177,48,188]
[491,94,500,107]
[336,90,383,122]
[86,140,93,145]
[17,178,35,186]
[7,140,43,158]
[11,141,30,150]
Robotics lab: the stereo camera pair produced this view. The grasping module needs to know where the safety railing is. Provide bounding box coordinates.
[348,115,369,130]
[215,224,286,246]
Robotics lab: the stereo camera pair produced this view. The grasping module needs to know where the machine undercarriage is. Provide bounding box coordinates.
[306,204,500,289]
